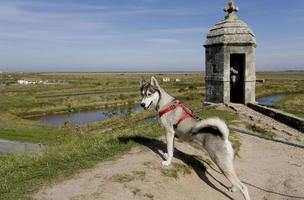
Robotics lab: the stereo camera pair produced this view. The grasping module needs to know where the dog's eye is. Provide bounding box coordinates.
[147,93,152,97]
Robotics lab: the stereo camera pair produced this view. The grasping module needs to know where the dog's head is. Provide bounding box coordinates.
[140,76,161,110]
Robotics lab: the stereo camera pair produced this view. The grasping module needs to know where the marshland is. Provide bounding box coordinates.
[0,71,303,199]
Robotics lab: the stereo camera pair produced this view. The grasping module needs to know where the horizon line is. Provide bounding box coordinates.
[1,70,303,74]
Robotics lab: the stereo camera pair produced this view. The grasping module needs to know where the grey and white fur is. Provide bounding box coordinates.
[140,76,250,200]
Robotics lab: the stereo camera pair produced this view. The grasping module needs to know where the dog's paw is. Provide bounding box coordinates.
[162,160,171,166]
[163,153,169,160]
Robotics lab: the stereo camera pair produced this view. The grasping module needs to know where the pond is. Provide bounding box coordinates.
[33,106,143,126]
[257,94,285,106]
[0,106,145,154]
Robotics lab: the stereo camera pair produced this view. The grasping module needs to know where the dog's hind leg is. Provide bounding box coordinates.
[193,122,250,199]
[210,141,250,200]
[223,170,250,200]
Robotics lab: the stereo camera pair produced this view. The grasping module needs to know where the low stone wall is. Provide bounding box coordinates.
[248,103,304,132]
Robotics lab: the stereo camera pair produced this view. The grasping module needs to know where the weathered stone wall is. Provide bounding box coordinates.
[205,44,256,104]
[248,103,304,132]
[205,46,226,103]
[205,80,224,103]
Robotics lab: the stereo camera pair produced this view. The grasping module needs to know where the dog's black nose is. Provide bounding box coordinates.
[140,103,145,108]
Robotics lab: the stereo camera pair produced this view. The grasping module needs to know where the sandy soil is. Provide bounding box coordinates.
[34,131,304,200]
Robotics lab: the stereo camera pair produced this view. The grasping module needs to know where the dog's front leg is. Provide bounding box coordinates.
[162,130,175,166]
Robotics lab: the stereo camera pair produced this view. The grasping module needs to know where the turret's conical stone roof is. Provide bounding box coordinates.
[204,17,256,47]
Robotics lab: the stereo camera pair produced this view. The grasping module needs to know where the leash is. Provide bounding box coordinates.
[157,103,304,149]
[178,107,304,149]
[229,126,304,149]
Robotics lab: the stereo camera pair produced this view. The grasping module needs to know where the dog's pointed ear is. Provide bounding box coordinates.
[140,77,145,87]
[150,76,160,88]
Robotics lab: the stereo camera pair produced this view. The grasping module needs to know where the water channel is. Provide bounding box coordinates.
[1,106,144,154]
[256,94,285,106]
[2,94,285,154]
[33,106,143,126]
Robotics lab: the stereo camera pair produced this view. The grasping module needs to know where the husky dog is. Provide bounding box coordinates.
[140,76,250,200]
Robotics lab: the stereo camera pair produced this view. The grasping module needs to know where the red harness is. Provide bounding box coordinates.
[159,102,193,128]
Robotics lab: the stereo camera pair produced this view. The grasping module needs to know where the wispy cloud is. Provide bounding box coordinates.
[151,27,208,35]
[0,0,303,71]
[147,38,181,45]
[0,2,110,47]
[0,1,207,45]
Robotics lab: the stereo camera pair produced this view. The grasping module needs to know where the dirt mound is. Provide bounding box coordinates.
[34,133,304,200]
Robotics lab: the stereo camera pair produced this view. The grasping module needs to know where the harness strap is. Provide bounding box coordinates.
[175,113,192,126]
[159,102,193,128]
[159,102,181,117]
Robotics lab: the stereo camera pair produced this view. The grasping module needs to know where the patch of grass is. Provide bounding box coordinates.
[229,132,242,157]
[0,137,133,199]
[255,72,303,118]
[132,188,141,196]
[0,122,163,199]
[111,174,135,183]
[89,110,155,133]
[274,93,304,119]
[197,107,238,123]
[0,96,36,111]
[0,113,72,145]
[144,193,154,200]
[256,73,304,98]
[246,124,275,139]
[0,126,71,145]
[143,161,152,167]
[132,170,146,181]
[161,163,191,179]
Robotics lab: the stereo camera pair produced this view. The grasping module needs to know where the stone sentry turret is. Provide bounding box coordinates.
[204,0,257,104]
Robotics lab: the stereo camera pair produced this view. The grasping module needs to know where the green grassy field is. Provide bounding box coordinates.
[0,73,203,117]
[256,72,304,97]
[0,71,303,144]
[256,72,304,117]
[1,72,303,116]
[0,121,162,199]
[0,72,303,199]
[274,93,304,118]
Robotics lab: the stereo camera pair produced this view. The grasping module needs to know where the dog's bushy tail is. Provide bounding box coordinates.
[193,117,229,141]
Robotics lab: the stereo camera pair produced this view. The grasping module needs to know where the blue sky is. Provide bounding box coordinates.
[0,0,303,72]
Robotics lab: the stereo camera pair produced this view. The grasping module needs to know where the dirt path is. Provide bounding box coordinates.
[34,131,304,200]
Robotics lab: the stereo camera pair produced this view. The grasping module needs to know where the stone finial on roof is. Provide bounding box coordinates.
[224,0,239,20]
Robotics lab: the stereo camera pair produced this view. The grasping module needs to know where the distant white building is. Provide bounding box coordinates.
[175,78,181,82]
[18,77,43,85]
[162,77,170,82]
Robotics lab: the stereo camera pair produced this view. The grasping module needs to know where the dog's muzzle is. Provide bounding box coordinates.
[141,102,152,110]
